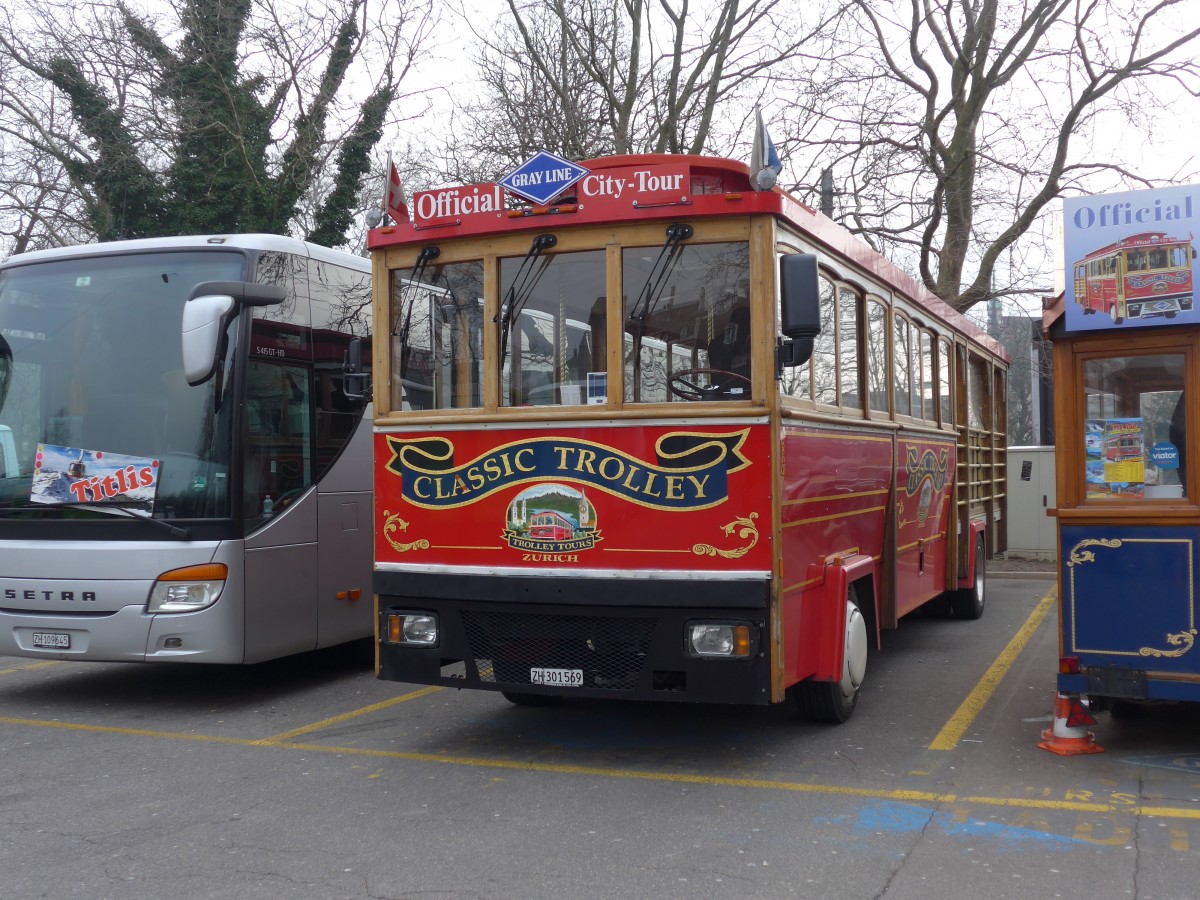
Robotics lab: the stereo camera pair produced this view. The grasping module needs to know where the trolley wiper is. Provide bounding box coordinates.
[60,501,192,540]
[498,233,557,363]
[626,223,693,397]
[627,223,693,329]
[391,245,441,378]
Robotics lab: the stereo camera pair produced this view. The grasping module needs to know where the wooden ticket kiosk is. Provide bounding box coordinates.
[1044,195,1200,750]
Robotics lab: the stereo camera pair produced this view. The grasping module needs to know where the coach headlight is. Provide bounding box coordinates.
[686,622,752,658]
[147,564,228,613]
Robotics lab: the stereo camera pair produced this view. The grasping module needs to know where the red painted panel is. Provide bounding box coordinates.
[893,437,956,615]
[778,427,892,684]
[374,423,773,574]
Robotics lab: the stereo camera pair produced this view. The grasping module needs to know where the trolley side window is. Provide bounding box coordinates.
[865,297,888,414]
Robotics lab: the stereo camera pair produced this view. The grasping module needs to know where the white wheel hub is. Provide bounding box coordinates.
[839,601,868,699]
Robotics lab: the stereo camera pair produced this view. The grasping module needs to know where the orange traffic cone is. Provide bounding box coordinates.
[1038,691,1104,756]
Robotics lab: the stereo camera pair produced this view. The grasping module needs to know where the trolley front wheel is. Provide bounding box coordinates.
[788,584,868,723]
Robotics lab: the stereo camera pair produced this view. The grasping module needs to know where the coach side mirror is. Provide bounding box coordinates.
[778,253,821,369]
[343,336,372,402]
[182,281,285,386]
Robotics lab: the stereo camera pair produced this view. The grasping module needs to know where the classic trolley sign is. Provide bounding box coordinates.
[368,153,1008,721]
[1045,182,1200,746]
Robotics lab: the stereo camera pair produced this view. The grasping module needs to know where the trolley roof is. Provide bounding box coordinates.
[368,154,1004,359]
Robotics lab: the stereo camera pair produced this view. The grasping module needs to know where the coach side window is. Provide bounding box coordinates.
[246,251,313,530]
[311,260,371,480]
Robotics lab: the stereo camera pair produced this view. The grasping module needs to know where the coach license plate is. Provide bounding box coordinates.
[32,631,70,649]
[530,667,583,687]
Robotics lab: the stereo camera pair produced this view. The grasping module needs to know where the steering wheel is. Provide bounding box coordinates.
[667,367,751,401]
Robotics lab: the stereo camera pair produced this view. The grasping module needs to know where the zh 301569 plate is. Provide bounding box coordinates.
[530,667,583,687]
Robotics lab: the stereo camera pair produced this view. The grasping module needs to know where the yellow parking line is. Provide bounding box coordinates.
[0,716,261,746]
[928,588,1057,751]
[253,685,445,744]
[3,712,1199,821]
[0,660,65,676]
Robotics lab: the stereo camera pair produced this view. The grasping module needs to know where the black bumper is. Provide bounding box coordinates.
[375,570,772,705]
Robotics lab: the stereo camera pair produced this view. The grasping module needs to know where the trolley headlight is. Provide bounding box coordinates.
[147,564,228,613]
[386,612,439,646]
[686,622,752,658]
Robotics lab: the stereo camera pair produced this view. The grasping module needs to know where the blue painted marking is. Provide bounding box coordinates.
[1122,754,1200,773]
[821,802,1088,851]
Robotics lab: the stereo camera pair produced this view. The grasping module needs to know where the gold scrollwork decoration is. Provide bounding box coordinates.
[693,512,759,559]
[1066,538,1123,567]
[1139,629,1198,658]
[382,509,430,554]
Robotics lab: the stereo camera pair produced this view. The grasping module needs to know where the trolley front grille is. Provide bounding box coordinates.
[461,610,657,690]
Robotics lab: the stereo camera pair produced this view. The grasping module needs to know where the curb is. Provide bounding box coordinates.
[990,570,1056,581]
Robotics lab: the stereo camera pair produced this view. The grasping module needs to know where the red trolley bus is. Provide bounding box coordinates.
[367,153,1008,721]
[1072,231,1195,324]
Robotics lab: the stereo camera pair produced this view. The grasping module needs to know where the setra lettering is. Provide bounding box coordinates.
[3,589,95,602]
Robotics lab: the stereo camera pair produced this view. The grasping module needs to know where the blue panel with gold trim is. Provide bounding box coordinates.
[1060,524,1199,673]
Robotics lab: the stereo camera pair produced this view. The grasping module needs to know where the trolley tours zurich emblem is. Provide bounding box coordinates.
[504,483,600,553]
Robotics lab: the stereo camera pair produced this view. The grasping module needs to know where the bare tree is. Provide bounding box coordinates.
[779,0,1200,313]
[435,0,837,183]
[0,0,436,253]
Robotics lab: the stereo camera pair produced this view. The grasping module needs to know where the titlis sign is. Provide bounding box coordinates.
[409,151,692,226]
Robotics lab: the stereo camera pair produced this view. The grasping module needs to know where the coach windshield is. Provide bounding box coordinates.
[0,250,243,521]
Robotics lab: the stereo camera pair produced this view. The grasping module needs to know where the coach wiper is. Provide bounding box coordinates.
[61,500,192,540]
[498,233,557,363]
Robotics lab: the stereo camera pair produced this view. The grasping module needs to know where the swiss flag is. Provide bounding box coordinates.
[385,152,408,224]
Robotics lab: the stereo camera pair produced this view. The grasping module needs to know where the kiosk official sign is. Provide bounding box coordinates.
[1063,184,1199,333]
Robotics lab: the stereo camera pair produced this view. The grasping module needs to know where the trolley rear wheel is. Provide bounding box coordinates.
[950,538,986,620]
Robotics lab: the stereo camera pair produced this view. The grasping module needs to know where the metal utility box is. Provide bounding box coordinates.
[1006,446,1057,559]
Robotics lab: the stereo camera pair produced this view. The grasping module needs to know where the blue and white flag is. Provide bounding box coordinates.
[750,106,782,191]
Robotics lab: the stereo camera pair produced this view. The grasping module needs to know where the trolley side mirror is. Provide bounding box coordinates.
[777,253,821,370]
[181,281,286,386]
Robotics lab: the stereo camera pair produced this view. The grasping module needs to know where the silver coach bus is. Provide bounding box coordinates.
[0,235,374,663]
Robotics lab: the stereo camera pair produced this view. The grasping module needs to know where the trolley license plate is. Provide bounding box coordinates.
[32,632,70,649]
[530,667,583,687]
